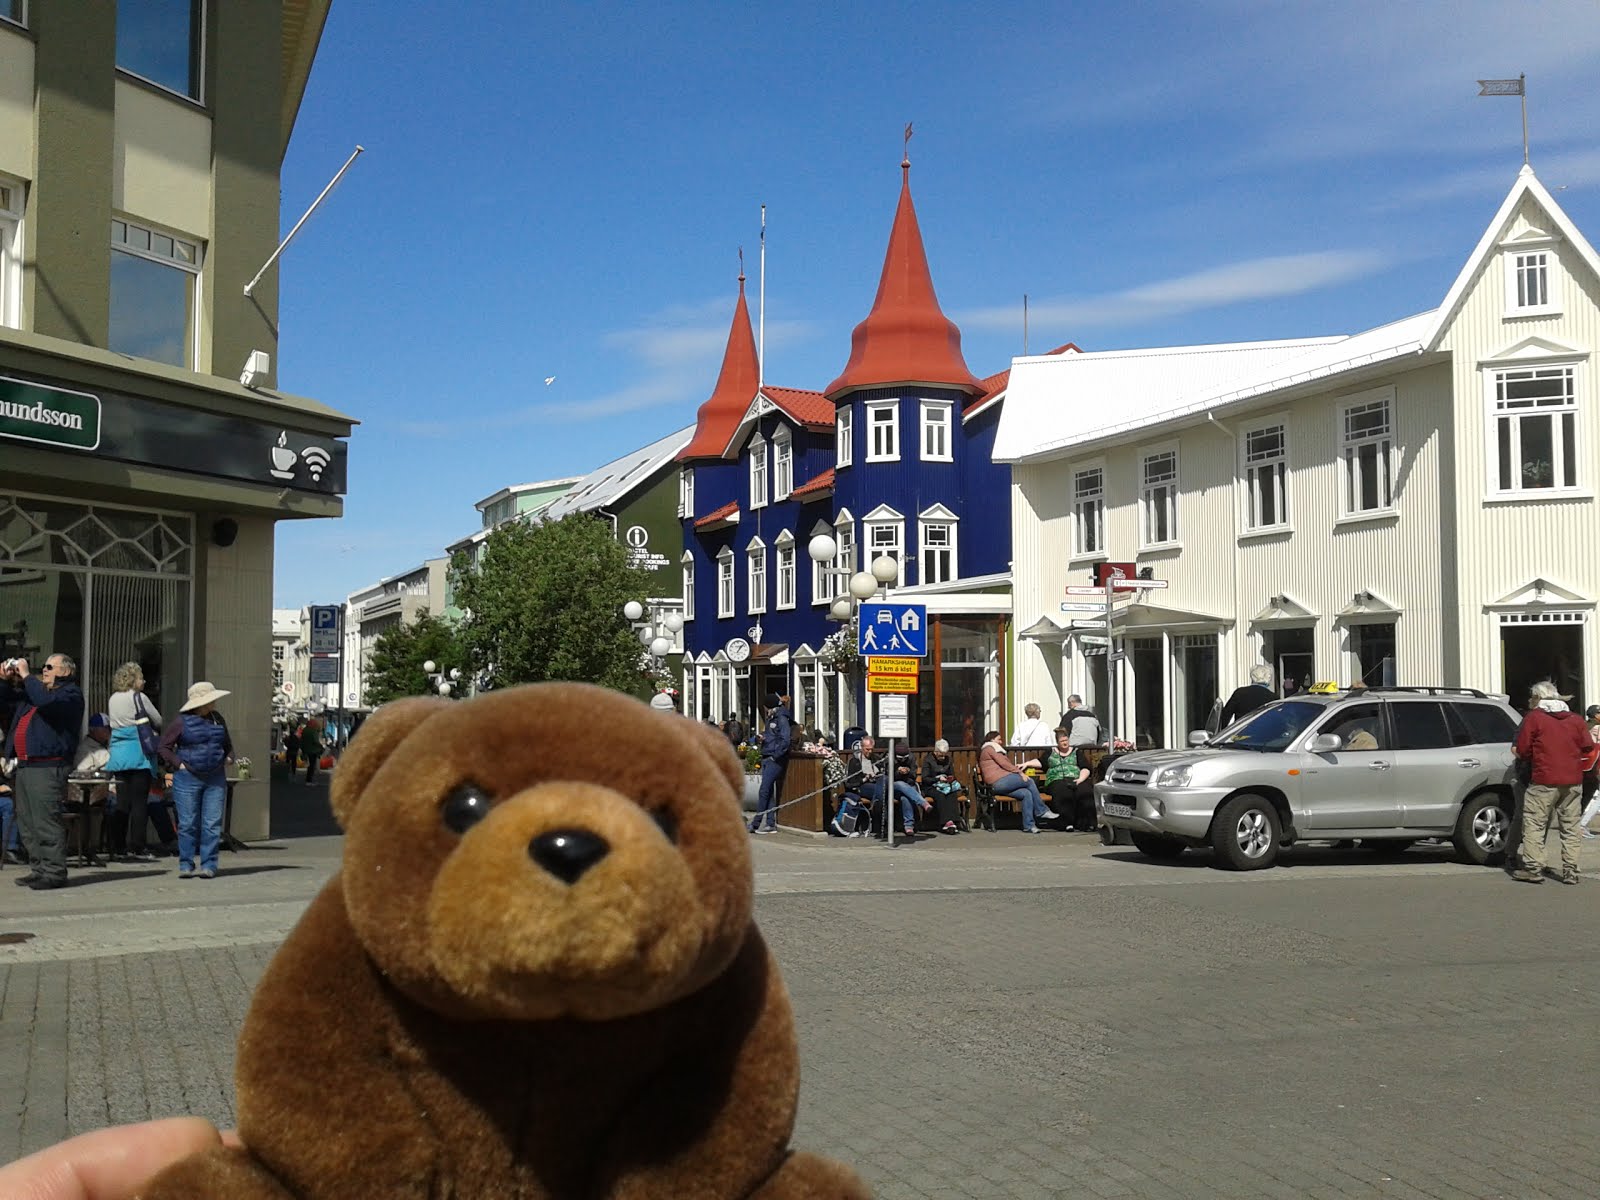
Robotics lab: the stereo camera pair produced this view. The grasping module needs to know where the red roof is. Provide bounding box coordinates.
[964,343,1082,419]
[790,467,835,498]
[679,277,760,461]
[762,386,834,430]
[825,161,982,400]
[693,500,740,529]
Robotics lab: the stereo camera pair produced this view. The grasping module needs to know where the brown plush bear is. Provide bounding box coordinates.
[138,683,869,1199]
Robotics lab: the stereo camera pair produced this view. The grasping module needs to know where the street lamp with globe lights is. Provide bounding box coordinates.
[624,601,683,707]
[422,659,461,697]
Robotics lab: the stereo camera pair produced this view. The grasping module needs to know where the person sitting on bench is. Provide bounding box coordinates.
[920,740,966,834]
[846,735,927,838]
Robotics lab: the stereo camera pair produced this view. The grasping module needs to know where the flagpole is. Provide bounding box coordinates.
[1520,73,1528,165]
[1023,293,1029,356]
[758,205,766,392]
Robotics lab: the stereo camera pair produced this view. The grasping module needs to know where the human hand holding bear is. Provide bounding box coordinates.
[135,683,869,1199]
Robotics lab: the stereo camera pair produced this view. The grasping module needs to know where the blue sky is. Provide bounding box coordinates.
[272,0,1600,607]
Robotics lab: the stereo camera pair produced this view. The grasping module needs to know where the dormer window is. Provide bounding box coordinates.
[749,437,768,508]
[836,407,853,467]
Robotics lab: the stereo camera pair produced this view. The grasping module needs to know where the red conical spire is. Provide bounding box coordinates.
[678,271,761,461]
[825,158,981,400]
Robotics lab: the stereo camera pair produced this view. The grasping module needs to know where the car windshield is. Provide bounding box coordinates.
[1210,701,1324,752]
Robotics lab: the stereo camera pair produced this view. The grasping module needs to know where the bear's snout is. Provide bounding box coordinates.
[529,828,610,883]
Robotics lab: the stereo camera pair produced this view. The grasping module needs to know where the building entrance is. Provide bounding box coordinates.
[1263,626,1314,696]
[1500,616,1584,713]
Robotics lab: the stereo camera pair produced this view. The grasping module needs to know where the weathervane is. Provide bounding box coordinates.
[902,121,913,168]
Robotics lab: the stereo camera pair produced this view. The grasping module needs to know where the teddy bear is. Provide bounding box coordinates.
[137,683,870,1199]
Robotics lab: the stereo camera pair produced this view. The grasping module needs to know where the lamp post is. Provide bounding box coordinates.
[422,659,461,697]
[807,536,907,846]
[624,600,683,709]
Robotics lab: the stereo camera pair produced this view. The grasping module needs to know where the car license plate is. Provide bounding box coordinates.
[1103,799,1134,819]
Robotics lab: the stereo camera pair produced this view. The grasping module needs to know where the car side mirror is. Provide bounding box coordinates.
[1308,733,1343,754]
[1187,730,1209,747]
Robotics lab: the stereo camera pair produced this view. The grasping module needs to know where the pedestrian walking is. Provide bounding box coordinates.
[160,682,233,880]
[1579,704,1600,840]
[1510,681,1594,885]
[106,660,162,862]
[748,692,791,834]
[301,713,324,784]
[2,652,85,890]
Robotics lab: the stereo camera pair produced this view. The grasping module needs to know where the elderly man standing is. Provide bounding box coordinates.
[2,653,86,890]
[1511,681,1594,885]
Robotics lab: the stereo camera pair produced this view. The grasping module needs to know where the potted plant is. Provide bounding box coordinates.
[742,741,762,812]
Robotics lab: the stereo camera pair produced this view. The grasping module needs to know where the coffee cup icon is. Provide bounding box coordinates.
[269,431,298,479]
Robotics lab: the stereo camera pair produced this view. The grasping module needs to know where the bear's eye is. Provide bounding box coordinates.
[441,783,493,834]
[651,808,678,843]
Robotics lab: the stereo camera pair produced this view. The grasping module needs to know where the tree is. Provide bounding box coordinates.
[452,513,653,693]
[363,610,465,706]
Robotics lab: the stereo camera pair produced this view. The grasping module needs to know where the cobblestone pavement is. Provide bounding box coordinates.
[4,808,1598,1197]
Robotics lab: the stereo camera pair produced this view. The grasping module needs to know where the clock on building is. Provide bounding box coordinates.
[726,638,751,663]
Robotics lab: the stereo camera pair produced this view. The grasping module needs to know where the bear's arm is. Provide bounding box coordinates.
[597,930,867,1200]
[233,880,447,1198]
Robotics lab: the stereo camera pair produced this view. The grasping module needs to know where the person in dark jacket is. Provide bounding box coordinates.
[920,740,965,834]
[747,692,792,834]
[3,652,85,889]
[1511,681,1595,885]
[159,681,234,880]
[1220,665,1277,727]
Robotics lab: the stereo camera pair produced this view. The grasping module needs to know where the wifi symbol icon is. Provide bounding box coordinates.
[302,445,332,481]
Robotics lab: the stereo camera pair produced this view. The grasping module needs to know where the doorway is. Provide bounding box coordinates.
[1500,618,1584,713]
[1262,626,1314,696]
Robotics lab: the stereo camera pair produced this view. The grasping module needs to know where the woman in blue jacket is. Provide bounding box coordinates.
[158,681,232,880]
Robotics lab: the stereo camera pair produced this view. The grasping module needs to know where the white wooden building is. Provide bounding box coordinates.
[996,167,1600,749]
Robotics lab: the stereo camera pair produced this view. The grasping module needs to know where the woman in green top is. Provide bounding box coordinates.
[1041,728,1094,831]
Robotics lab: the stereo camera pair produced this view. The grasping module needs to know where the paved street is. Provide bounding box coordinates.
[4,781,1598,1198]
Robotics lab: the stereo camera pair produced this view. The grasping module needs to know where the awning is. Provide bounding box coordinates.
[750,642,789,665]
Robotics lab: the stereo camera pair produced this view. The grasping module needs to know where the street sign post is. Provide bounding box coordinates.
[1067,570,1169,758]
[309,605,346,748]
[878,694,909,739]
[309,656,338,684]
[309,605,341,654]
[857,603,928,657]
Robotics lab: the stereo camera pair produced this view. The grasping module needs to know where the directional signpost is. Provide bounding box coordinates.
[1064,567,1167,757]
[855,601,926,849]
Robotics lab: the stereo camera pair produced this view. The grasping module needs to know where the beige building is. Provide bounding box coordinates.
[998,168,1600,747]
[349,559,448,706]
[0,4,351,836]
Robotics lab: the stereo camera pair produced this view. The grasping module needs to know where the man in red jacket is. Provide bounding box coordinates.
[1511,681,1595,885]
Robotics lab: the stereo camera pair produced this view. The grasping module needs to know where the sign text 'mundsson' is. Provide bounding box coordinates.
[0,377,102,451]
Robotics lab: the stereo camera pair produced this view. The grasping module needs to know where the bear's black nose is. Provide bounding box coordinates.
[529,829,610,884]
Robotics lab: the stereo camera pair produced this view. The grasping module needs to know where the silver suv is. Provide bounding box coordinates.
[1094,688,1520,870]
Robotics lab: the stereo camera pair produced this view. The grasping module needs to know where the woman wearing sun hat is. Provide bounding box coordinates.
[157,682,233,879]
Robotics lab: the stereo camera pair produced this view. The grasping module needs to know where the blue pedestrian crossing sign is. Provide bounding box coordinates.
[857,602,928,658]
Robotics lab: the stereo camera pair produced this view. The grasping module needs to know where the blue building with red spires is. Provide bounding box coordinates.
[678,158,1075,746]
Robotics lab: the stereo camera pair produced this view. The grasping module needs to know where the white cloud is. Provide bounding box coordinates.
[960,250,1389,332]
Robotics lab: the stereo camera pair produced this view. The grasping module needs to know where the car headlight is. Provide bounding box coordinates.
[1154,765,1192,789]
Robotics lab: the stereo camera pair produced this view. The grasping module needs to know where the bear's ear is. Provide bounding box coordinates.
[680,714,744,799]
[330,697,450,830]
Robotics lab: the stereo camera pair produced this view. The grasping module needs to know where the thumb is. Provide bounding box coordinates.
[0,1117,222,1200]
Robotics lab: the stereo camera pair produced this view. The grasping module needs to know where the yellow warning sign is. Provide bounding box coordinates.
[866,656,918,675]
[867,673,919,694]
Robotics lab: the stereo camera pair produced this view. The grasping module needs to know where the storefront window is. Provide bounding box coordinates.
[1174,634,1219,738]
[0,493,192,717]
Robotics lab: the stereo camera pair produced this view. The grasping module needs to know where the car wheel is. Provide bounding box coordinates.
[1453,792,1512,866]
[1130,832,1187,861]
[1210,793,1281,870]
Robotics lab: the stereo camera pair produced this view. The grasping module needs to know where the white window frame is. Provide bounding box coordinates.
[1503,245,1561,317]
[110,216,203,370]
[1241,418,1290,533]
[748,436,768,509]
[717,548,735,618]
[836,406,853,467]
[918,505,959,585]
[810,522,834,606]
[1485,362,1582,497]
[678,467,694,519]
[681,552,695,621]
[746,537,768,614]
[833,509,856,600]
[920,399,953,462]
[1339,387,1396,518]
[1071,463,1105,559]
[0,176,21,330]
[772,427,793,500]
[866,400,899,462]
[863,505,905,587]
[775,532,796,609]
[1,2,26,31]
[1139,446,1180,549]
